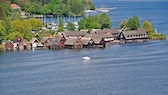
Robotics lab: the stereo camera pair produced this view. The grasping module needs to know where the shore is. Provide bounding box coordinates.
[0,44,5,51]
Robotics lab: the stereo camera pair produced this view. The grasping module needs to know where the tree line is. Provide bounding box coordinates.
[78,13,112,30]
[0,18,42,41]
[120,15,166,40]
[10,0,95,16]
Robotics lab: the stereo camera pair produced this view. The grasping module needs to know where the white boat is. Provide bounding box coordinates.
[84,10,97,13]
[82,56,91,60]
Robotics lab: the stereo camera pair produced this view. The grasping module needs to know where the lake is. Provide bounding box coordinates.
[0,1,168,95]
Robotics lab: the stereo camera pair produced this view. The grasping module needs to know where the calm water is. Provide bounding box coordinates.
[1,1,168,95]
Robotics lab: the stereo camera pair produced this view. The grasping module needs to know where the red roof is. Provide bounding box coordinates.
[11,4,20,9]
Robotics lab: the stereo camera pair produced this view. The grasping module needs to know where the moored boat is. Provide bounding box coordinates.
[82,56,91,60]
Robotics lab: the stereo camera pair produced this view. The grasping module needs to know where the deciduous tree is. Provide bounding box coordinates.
[127,15,140,30]
[120,19,127,29]
[67,22,75,31]
[143,20,154,34]
[57,17,64,32]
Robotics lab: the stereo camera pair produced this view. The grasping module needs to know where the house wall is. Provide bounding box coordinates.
[5,43,14,50]
[19,43,31,50]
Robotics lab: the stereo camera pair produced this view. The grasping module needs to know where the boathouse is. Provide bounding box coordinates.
[103,28,123,40]
[91,36,105,48]
[119,28,148,43]
[30,38,39,49]
[89,33,113,43]
[48,38,61,50]
[55,36,66,48]
[14,37,22,43]
[64,37,83,49]
[5,40,14,50]
[19,39,31,50]
[13,37,22,50]
[80,37,94,48]
[40,37,53,47]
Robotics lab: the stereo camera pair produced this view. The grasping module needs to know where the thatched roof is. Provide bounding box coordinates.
[30,38,39,44]
[62,31,88,37]
[64,37,79,45]
[103,28,123,34]
[80,37,92,45]
[48,38,60,46]
[122,28,148,40]
[91,28,122,34]
[89,33,112,38]
[19,39,30,45]
[6,40,14,44]
[55,36,62,42]
[91,36,103,44]
[40,37,53,43]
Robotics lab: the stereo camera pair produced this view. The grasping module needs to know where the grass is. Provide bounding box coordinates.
[149,33,166,40]
[0,44,5,51]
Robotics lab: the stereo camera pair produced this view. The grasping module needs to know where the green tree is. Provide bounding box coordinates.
[57,17,64,32]
[78,16,87,29]
[25,33,33,41]
[127,15,140,30]
[142,20,166,40]
[27,18,42,31]
[67,22,75,31]
[24,2,34,14]
[0,23,5,37]
[0,2,12,20]
[143,20,154,34]
[78,13,112,30]
[4,31,24,41]
[120,19,127,29]
[42,4,52,15]
[10,19,30,38]
[69,0,84,15]
[99,13,112,29]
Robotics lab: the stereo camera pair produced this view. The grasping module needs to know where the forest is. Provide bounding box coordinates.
[10,0,95,16]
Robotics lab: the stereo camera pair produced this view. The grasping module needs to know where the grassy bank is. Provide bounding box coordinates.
[149,33,166,40]
[0,44,5,51]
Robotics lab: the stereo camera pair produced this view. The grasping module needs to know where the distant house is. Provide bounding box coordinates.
[11,4,21,11]
[91,28,122,40]
[48,38,61,50]
[91,36,105,48]
[14,37,22,43]
[13,37,22,50]
[89,33,113,43]
[55,36,66,48]
[103,28,123,40]
[30,38,39,49]
[40,37,53,48]
[5,40,14,50]
[64,37,83,49]
[19,39,31,50]
[119,28,148,43]
[80,37,94,48]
